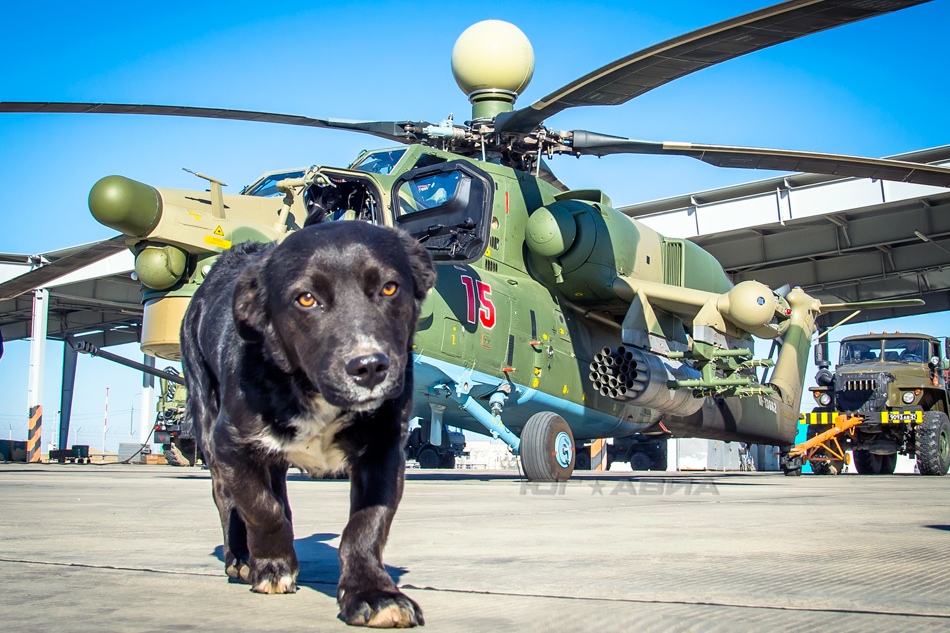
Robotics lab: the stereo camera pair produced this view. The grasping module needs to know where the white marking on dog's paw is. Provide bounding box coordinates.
[367,603,414,628]
[252,574,297,594]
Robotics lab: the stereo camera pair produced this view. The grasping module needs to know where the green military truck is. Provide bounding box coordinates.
[790,333,950,476]
[405,422,467,469]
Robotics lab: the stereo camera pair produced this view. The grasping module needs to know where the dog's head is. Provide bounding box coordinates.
[232,223,436,410]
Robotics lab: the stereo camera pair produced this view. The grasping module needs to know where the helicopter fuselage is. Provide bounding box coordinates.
[92,143,810,452]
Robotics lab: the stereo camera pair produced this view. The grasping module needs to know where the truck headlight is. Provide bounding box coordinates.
[902,391,916,404]
[818,393,832,407]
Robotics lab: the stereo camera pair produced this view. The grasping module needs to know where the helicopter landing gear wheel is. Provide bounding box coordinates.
[520,412,575,482]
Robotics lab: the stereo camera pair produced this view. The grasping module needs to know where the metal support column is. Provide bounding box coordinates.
[59,340,78,450]
[140,355,155,447]
[27,289,49,462]
[428,403,444,446]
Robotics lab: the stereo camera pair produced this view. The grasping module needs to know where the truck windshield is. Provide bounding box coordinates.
[840,338,929,364]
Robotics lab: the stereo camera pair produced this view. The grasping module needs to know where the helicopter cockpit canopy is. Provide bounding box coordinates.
[392,160,493,264]
[241,169,306,197]
[351,148,407,175]
[398,170,464,212]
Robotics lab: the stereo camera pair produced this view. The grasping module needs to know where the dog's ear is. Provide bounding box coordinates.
[232,257,294,372]
[397,230,437,302]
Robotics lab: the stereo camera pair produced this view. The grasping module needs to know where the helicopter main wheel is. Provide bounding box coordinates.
[520,412,575,482]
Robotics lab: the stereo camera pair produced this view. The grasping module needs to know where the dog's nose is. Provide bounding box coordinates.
[345,353,390,389]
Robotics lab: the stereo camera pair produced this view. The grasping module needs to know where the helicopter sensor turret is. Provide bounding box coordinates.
[451,20,534,121]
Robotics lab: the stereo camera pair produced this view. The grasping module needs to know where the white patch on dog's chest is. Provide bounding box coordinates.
[257,398,352,476]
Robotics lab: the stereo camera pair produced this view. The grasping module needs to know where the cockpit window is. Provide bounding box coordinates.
[390,160,493,264]
[412,153,447,170]
[243,170,305,198]
[397,171,464,214]
[351,149,407,175]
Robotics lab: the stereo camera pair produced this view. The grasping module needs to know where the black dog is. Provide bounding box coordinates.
[180,222,435,627]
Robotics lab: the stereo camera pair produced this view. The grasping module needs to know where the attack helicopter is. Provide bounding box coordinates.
[1,0,942,481]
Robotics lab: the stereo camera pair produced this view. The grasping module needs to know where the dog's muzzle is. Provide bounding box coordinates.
[345,353,390,389]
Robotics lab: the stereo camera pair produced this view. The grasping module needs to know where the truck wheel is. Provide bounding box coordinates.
[574,450,591,471]
[629,452,652,471]
[916,411,950,476]
[520,412,575,482]
[416,446,441,469]
[439,453,457,469]
[853,450,896,475]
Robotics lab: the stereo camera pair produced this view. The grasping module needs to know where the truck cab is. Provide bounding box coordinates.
[804,333,950,475]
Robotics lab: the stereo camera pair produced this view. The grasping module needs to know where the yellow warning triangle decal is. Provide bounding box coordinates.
[214,225,225,236]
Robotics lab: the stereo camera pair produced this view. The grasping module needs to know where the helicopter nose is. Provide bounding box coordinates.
[345,353,390,389]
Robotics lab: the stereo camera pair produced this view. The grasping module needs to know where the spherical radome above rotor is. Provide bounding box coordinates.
[451,20,534,98]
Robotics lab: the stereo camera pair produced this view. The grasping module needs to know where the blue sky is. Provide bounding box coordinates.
[1,0,948,451]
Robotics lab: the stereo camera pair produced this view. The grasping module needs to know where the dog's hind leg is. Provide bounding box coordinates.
[337,433,423,628]
[211,477,251,582]
[179,346,249,583]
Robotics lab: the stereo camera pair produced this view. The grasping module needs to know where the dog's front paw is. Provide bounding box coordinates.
[249,558,298,594]
[338,589,424,628]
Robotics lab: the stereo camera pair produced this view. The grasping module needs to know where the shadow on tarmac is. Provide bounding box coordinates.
[212,532,407,598]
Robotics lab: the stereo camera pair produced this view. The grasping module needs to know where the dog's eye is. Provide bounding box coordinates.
[296,292,317,308]
[381,282,398,297]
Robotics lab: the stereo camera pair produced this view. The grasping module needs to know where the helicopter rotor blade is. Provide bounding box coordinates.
[568,131,950,188]
[817,298,925,314]
[495,0,931,135]
[0,102,431,145]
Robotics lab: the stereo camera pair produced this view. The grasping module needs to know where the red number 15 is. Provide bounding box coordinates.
[460,275,495,329]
